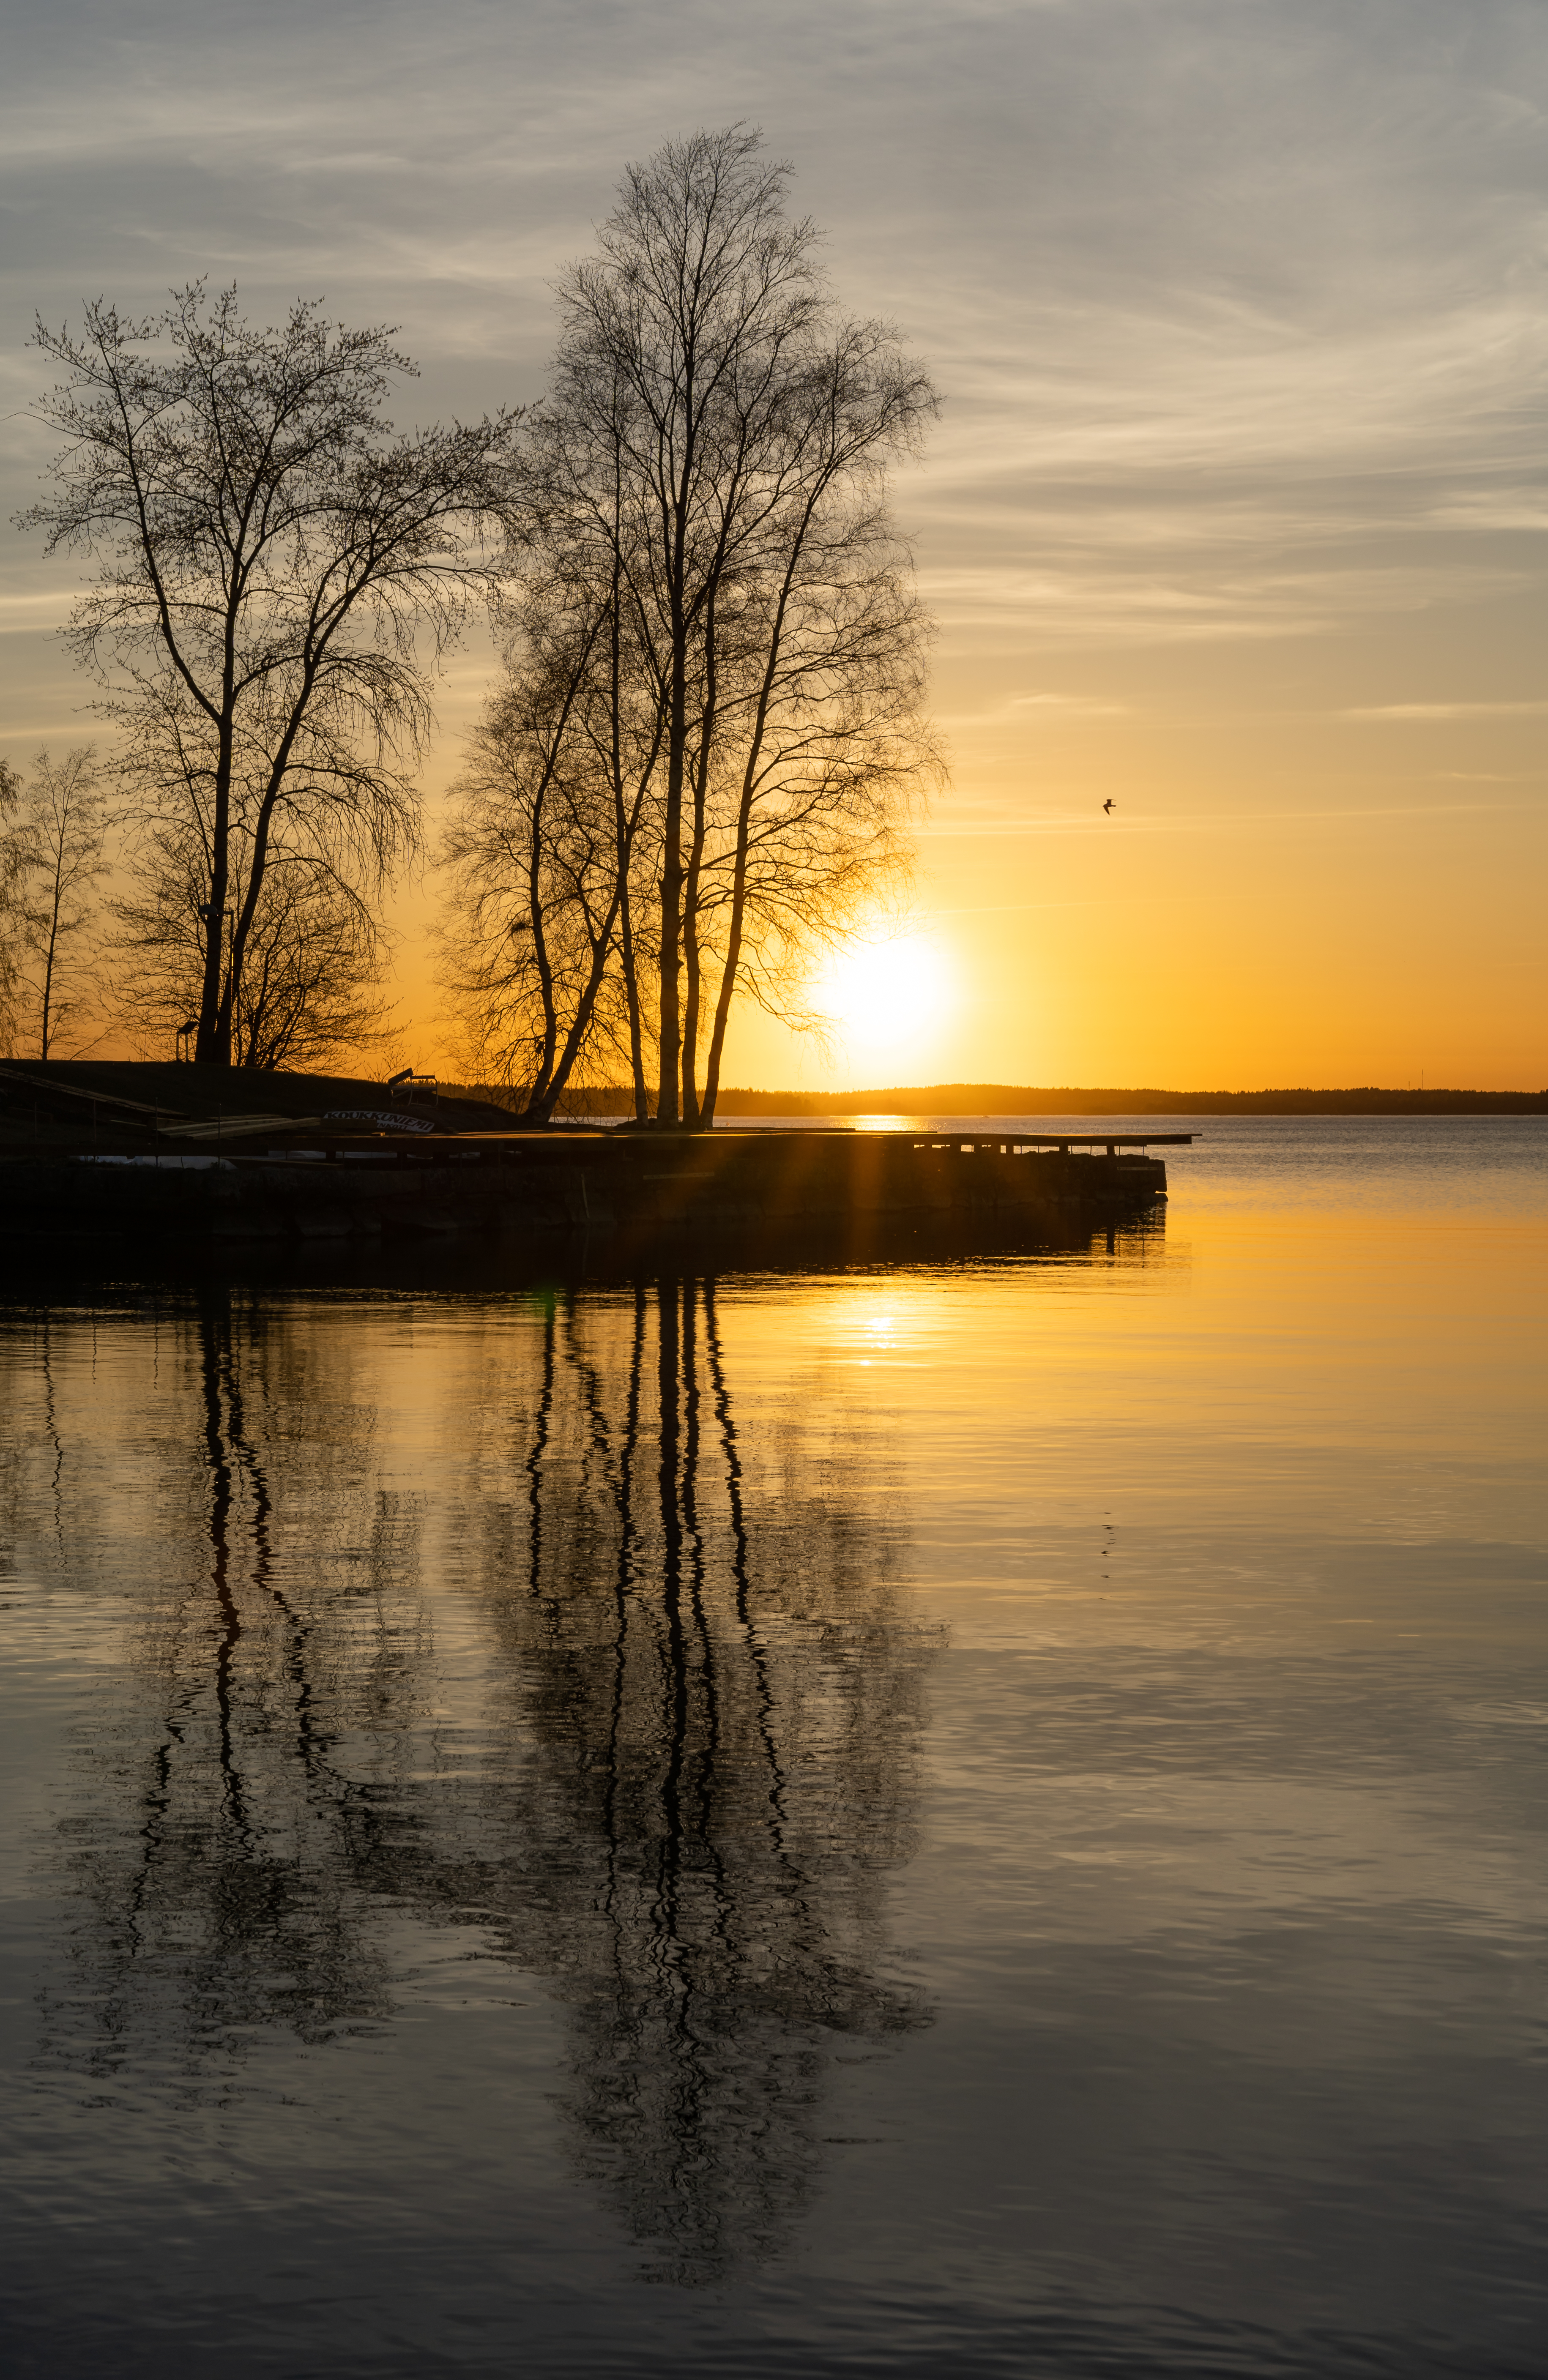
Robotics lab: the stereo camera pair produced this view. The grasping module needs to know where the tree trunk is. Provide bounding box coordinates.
[656,632,686,1124]
[521,777,560,1120]
[678,592,719,1131]
[607,536,650,1123]
[620,875,648,1119]
[196,724,233,1064]
[37,866,62,1061]
[700,833,748,1129]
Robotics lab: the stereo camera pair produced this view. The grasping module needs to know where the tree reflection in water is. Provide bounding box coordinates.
[27,1278,937,2279]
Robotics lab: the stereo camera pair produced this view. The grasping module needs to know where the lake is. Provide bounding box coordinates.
[1,1115,1543,2377]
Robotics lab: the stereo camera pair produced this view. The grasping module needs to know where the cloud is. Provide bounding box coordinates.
[0,593,71,626]
[940,692,1130,726]
[3,5,1546,735]
[1343,703,1548,721]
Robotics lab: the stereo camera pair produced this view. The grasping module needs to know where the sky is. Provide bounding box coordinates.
[2,0,1545,1091]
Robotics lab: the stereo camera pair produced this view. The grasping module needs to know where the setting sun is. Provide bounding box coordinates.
[815,934,957,1057]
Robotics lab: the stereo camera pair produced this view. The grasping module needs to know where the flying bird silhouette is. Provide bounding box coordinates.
[1102,798,1115,814]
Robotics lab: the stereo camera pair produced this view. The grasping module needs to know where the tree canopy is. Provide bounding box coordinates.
[20,140,940,1097]
[20,286,521,1064]
[440,128,941,1123]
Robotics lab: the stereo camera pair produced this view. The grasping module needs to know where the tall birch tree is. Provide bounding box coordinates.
[443,128,941,1124]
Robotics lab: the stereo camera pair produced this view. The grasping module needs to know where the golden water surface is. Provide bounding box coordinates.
[0,1116,1543,2377]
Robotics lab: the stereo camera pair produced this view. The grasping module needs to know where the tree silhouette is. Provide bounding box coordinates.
[20,286,519,1063]
[442,128,941,1123]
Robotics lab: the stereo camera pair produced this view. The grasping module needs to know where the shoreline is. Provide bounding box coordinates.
[550,1082,1548,1118]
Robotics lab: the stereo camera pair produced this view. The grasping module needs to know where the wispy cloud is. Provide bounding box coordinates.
[0,592,73,634]
[939,691,1130,726]
[1343,703,1548,721]
[3,0,1545,669]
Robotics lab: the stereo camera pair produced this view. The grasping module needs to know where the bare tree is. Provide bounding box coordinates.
[103,670,401,1068]
[445,128,940,1126]
[437,536,665,1120]
[437,618,613,1108]
[18,285,520,1064]
[110,815,395,1071]
[551,128,831,1121]
[679,323,942,1122]
[8,746,115,1058]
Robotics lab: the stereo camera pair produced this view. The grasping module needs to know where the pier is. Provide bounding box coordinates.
[0,1062,1184,1257]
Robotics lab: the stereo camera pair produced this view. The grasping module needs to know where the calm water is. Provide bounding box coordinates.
[1,1117,1544,2377]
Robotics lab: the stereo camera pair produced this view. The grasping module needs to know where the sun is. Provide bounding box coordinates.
[815,933,956,1055]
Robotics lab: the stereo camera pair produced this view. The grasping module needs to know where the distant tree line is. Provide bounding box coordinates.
[671,1084,1548,1115]
[13,128,941,1112]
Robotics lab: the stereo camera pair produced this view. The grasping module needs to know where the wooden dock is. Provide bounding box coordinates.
[0,1063,1184,1257]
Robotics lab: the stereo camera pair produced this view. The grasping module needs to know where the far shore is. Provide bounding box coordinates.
[3,1058,1541,1121]
[541,1082,1546,1119]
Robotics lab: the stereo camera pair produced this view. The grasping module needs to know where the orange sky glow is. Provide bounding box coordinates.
[2,1,1543,1091]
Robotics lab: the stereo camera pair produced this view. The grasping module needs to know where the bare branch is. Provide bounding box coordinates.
[18,285,525,1063]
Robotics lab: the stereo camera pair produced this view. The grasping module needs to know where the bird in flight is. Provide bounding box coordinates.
[1102,798,1115,814]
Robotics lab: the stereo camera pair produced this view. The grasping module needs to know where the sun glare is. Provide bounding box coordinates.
[817,934,955,1056]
